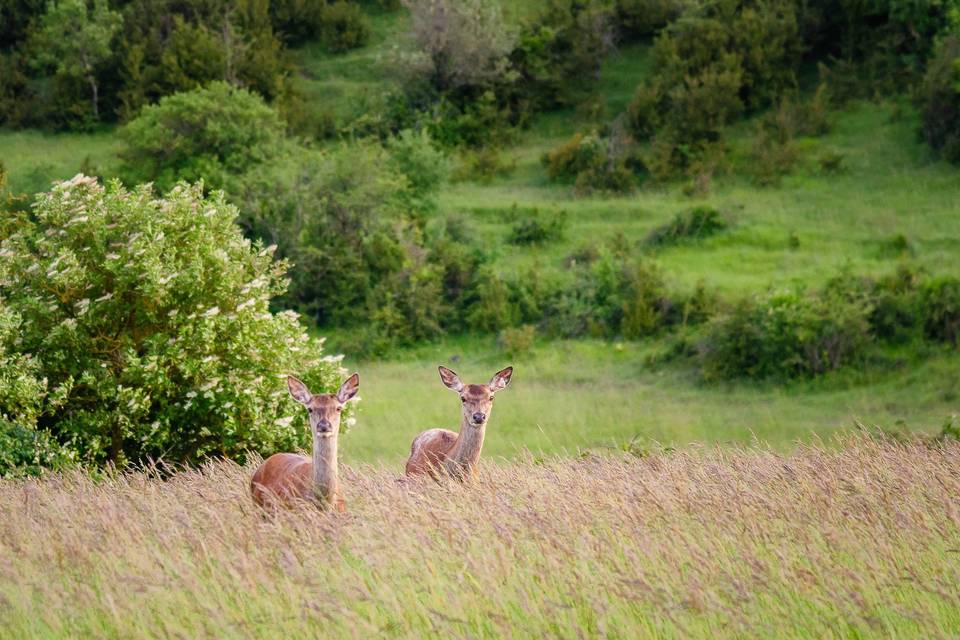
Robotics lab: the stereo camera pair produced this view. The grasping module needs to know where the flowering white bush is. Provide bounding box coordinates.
[0,176,350,468]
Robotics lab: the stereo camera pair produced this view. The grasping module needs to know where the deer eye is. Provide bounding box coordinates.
[460,397,466,403]
[489,396,494,401]
[336,406,342,412]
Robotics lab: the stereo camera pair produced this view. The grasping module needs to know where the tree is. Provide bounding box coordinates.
[0,176,349,468]
[30,0,122,121]
[401,0,517,91]
[120,82,286,192]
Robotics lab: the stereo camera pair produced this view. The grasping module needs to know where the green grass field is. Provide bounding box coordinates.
[334,337,960,467]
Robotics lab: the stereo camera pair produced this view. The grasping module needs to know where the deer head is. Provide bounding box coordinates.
[287,373,360,441]
[438,365,513,429]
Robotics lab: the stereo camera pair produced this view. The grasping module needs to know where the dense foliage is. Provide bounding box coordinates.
[0,0,376,130]
[919,34,960,163]
[120,82,286,192]
[699,268,960,380]
[0,176,348,472]
[624,0,960,178]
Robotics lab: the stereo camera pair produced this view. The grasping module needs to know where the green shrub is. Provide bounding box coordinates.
[270,0,327,44]
[701,287,873,380]
[543,130,634,195]
[507,210,568,245]
[467,268,516,333]
[646,206,727,246]
[918,35,960,163]
[0,300,74,477]
[939,414,960,442]
[321,1,371,53]
[818,150,846,174]
[921,277,960,345]
[385,129,450,214]
[498,324,536,356]
[234,139,463,353]
[543,132,604,182]
[614,0,692,40]
[0,420,71,478]
[867,267,921,344]
[0,301,69,476]
[453,146,517,182]
[0,177,348,467]
[626,0,802,177]
[512,0,616,110]
[120,82,286,192]
[801,0,953,82]
[428,90,517,149]
[750,124,798,186]
[619,259,671,338]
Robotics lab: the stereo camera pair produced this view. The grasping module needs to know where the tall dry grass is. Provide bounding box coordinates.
[1,436,958,639]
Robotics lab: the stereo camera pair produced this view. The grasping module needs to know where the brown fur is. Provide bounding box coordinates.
[405,366,512,480]
[250,374,358,512]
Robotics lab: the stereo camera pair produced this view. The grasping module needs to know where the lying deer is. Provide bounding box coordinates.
[251,373,359,512]
[405,365,513,480]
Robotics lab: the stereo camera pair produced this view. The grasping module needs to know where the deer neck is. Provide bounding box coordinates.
[312,435,340,506]
[444,416,485,479]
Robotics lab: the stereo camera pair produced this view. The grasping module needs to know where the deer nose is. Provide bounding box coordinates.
[316,419,332,433]
[471,412,486,424]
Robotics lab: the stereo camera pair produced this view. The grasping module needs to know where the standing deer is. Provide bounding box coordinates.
[251,373,359,512]
[405,365,513,480]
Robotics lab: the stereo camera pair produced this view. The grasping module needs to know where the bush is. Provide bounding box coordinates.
[270,0,328,44]
[866,267,921,344]
[498,324,536,356]
[543,132,605,182]
[512,0,616,110]
[921,277,960,345]
[507,210,568,245]
[467,268,516,332]
[626,0,802,177]
[543,130,635,195]
[320,1,371,53]
[234,139,463,354]
[400,0,517,91]
[120,82,286,192]
[818,150,846,174]
[614,0,692,40]
[452,145,517,182]
[918,35,960,163]
[801,0,953,82]
[646,206,727,246]
[385,128,450,214]
[0,300,72,477]
[0,176,348,467]
[700,287,872,380]
[749,124,798,186]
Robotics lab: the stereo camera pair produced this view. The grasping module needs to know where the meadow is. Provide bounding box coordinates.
[3,2,960,637]
[1,436,957,639]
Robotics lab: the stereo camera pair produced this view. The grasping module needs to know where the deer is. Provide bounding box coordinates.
[250,373,359,512]
[405,365,513,481]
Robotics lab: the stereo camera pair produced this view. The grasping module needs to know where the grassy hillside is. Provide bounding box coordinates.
[1,437,957,638]
[2,6,959,464]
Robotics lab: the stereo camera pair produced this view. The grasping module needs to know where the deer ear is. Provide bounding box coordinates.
[438,366,464,392]
[489,366,513,393]
[336,373,360,404]
[287,376,312,405]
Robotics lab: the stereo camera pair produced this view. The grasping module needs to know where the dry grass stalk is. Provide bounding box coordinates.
[1,435,958,638]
